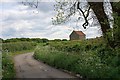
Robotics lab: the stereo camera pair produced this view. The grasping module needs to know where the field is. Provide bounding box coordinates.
[34,38,120,78]
[2,42,37,78]
[1,38,120,79]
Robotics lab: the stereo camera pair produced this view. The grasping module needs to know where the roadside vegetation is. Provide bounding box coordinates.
[1,37,68,79]
[2,42,37,79]
[34,38,120,78]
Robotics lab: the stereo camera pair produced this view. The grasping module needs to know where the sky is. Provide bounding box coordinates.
[1,0,112,40]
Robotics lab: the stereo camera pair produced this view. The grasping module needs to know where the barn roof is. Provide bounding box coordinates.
[73,31,85,36]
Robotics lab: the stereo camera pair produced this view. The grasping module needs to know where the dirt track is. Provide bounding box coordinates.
[14,52,76,78]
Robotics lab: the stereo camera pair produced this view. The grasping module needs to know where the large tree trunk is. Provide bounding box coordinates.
[88,2,111,35]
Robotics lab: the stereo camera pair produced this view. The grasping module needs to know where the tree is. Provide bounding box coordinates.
[52,0,120,48]
[22,0,120,48]
[106,2,120,48]
[0,38,3,43]
[52,0,111,35]
[88,2,110,34]
[22,0,111,34]
[111,2,120,15]
[42,38,49,43]
[52,0,91,29]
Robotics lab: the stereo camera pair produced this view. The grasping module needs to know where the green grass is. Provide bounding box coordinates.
[2,52,15,78]
[2,50,34,79]
[2,42,36,52]
[34,38,120,78]
[2,42,37,79]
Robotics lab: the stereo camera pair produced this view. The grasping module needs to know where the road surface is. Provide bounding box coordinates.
[14,52,76,78]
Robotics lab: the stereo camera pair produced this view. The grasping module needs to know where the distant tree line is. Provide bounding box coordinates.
[0,38,49,43]
[0,38,68,43]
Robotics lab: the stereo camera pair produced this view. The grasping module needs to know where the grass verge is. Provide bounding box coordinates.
[2,50,34,79]
[34,42,120,79]
[2,42,37,79]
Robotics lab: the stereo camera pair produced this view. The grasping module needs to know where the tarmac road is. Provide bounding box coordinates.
[14,52,76,78]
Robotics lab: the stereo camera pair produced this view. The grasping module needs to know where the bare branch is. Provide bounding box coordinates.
[77,1,91,29]
[22,0,39,8]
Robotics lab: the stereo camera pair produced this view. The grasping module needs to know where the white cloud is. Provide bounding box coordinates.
[1,0,16,2]
[0,0,55,2]
[1,2,104,40]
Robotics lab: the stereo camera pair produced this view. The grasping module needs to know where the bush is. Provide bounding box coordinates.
[34,38,120,78]
[106,14,120,48]
[62,39,67,41]
[2,52,15,78]
[42,38,49,43]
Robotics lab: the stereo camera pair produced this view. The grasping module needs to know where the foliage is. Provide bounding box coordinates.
[0,38,3,43]
[112,2,120,15]
[34,38,120,78]
[2,42,37,78]
[2,52,15,78]
[113,14,120,47]
[2,42,36,52]
[41,38,49,43]
[54,39,62,41]
[62,39,67,41]
[50,39,67,42]
[106,14,120,48]
[2,38,49,43]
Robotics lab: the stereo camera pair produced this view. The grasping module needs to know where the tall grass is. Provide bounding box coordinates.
[2,42,36,52]
[2,42,37,78]
[34,39,120,78]
[2,52,15,78]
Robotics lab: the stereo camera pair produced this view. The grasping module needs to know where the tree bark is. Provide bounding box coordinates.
[88,2,110,35]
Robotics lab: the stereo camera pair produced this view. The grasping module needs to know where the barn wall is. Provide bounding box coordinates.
[79,35,86,40]
[70,32,80,40]
[70,31,85,40]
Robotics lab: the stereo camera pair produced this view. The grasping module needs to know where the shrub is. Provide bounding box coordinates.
[2,52,15,78]
[62,39,67,41]
[34,38,120,78]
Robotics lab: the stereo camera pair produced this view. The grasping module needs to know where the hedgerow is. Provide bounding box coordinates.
[34,38,120,78]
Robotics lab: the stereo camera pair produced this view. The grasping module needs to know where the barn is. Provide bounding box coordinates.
[69,30,86,40]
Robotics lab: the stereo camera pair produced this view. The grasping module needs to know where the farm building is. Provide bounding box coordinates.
[69,30,86,40]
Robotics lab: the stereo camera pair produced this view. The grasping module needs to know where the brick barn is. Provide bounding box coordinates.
[69,31,86,40]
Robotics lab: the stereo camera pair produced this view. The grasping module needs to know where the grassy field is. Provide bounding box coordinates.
[2,42,37,79]
[1,38,120,79]
[2,42,36,52]
[34,38,120,78]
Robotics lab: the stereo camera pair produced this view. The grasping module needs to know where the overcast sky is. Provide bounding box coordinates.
[1,0,111,40]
